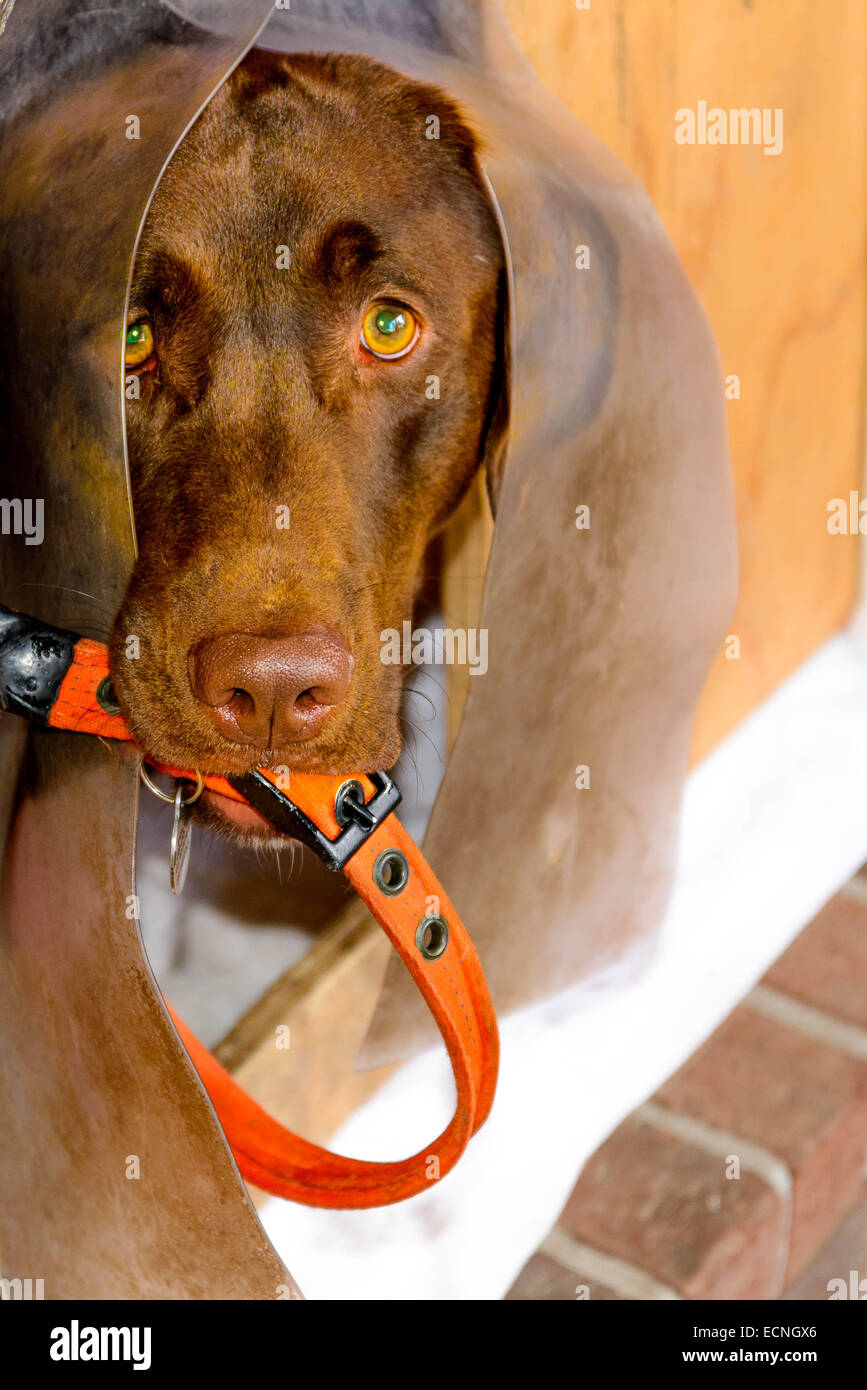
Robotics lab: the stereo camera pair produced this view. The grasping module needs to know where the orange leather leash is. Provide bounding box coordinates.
[32,630,499,1208]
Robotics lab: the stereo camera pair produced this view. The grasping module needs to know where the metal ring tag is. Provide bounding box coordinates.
[139,763,204,806]
[169,783,193,897]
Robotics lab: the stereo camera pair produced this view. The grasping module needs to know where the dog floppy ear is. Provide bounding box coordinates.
[479,264,511,517]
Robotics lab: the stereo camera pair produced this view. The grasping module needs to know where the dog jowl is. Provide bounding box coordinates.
[111,51,508,841]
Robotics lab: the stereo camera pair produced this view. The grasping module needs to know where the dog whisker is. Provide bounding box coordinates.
[20,581,109,603]
[402,686,438,721]
[409,667,452,709]
[396,720,425,800]
[400,712,443,764]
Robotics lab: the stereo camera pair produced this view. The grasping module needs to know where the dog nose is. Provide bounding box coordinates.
[188,629,353,747]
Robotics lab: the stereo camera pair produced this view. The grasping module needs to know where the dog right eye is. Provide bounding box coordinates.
[360,303,419,360]
[125,320,156,370]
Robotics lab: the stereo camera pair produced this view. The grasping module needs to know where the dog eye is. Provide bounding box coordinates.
[125,319,155,370]
[360,303,418,360]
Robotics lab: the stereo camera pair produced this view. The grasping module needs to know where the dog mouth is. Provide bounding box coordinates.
[201,786,272,832]
[133,715,404,846]
[184,741,403,849]
[134,714,404,848]
[191,783,293,848]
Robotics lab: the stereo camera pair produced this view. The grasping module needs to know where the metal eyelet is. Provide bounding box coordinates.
[415,913,449,960]
[95,675,121,715]
[372,848,410,896]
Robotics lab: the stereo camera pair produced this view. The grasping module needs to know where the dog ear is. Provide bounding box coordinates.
[480,265,511,518]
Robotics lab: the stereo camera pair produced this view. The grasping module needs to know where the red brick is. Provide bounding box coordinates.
[505,1253,625,1301]
[763,892,867,1031]
[655,1007,867,1279]
[560,1117,786,1299]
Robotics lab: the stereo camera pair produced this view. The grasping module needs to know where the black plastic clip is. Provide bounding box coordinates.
[227,769,402,871]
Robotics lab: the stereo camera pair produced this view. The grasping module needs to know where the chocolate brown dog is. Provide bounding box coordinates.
[110,49,507,842]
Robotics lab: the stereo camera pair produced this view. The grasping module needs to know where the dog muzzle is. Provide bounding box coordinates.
[0,604,499,1209]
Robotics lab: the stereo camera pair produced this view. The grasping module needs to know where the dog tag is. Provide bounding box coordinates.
[169,784,193,896]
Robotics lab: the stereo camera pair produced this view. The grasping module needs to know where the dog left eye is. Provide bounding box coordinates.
[360,303,418,360]
[125,319,155,370]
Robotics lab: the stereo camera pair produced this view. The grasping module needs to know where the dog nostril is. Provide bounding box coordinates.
[227,688,255,717]
[189,629,353,748]
[295,688,319,709]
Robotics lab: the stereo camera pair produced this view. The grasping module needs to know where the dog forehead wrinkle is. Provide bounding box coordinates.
[216,93,482,230]
[230,49,483,169]
[147,162,309,303]
[146,156,254,264]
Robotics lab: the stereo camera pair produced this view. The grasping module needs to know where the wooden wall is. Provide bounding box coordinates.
[502,0,867,758]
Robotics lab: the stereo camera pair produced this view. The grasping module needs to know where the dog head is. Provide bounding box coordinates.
[111,50,508,839]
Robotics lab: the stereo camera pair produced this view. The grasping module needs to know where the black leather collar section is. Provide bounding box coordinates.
[227,769,402,871]
[0,605,78,723]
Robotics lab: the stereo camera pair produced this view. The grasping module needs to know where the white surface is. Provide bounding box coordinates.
[260,622,867,1300]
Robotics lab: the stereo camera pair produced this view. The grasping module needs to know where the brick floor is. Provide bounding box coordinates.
[559,1116,787,1299]
[506,871,867,1300]
[763,891,867,1032]
[654,1007,867,1280]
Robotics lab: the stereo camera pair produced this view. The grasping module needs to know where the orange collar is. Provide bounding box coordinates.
[12,620,499,1208]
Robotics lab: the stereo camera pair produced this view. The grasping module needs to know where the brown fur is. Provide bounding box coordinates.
[110,50,507,827]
